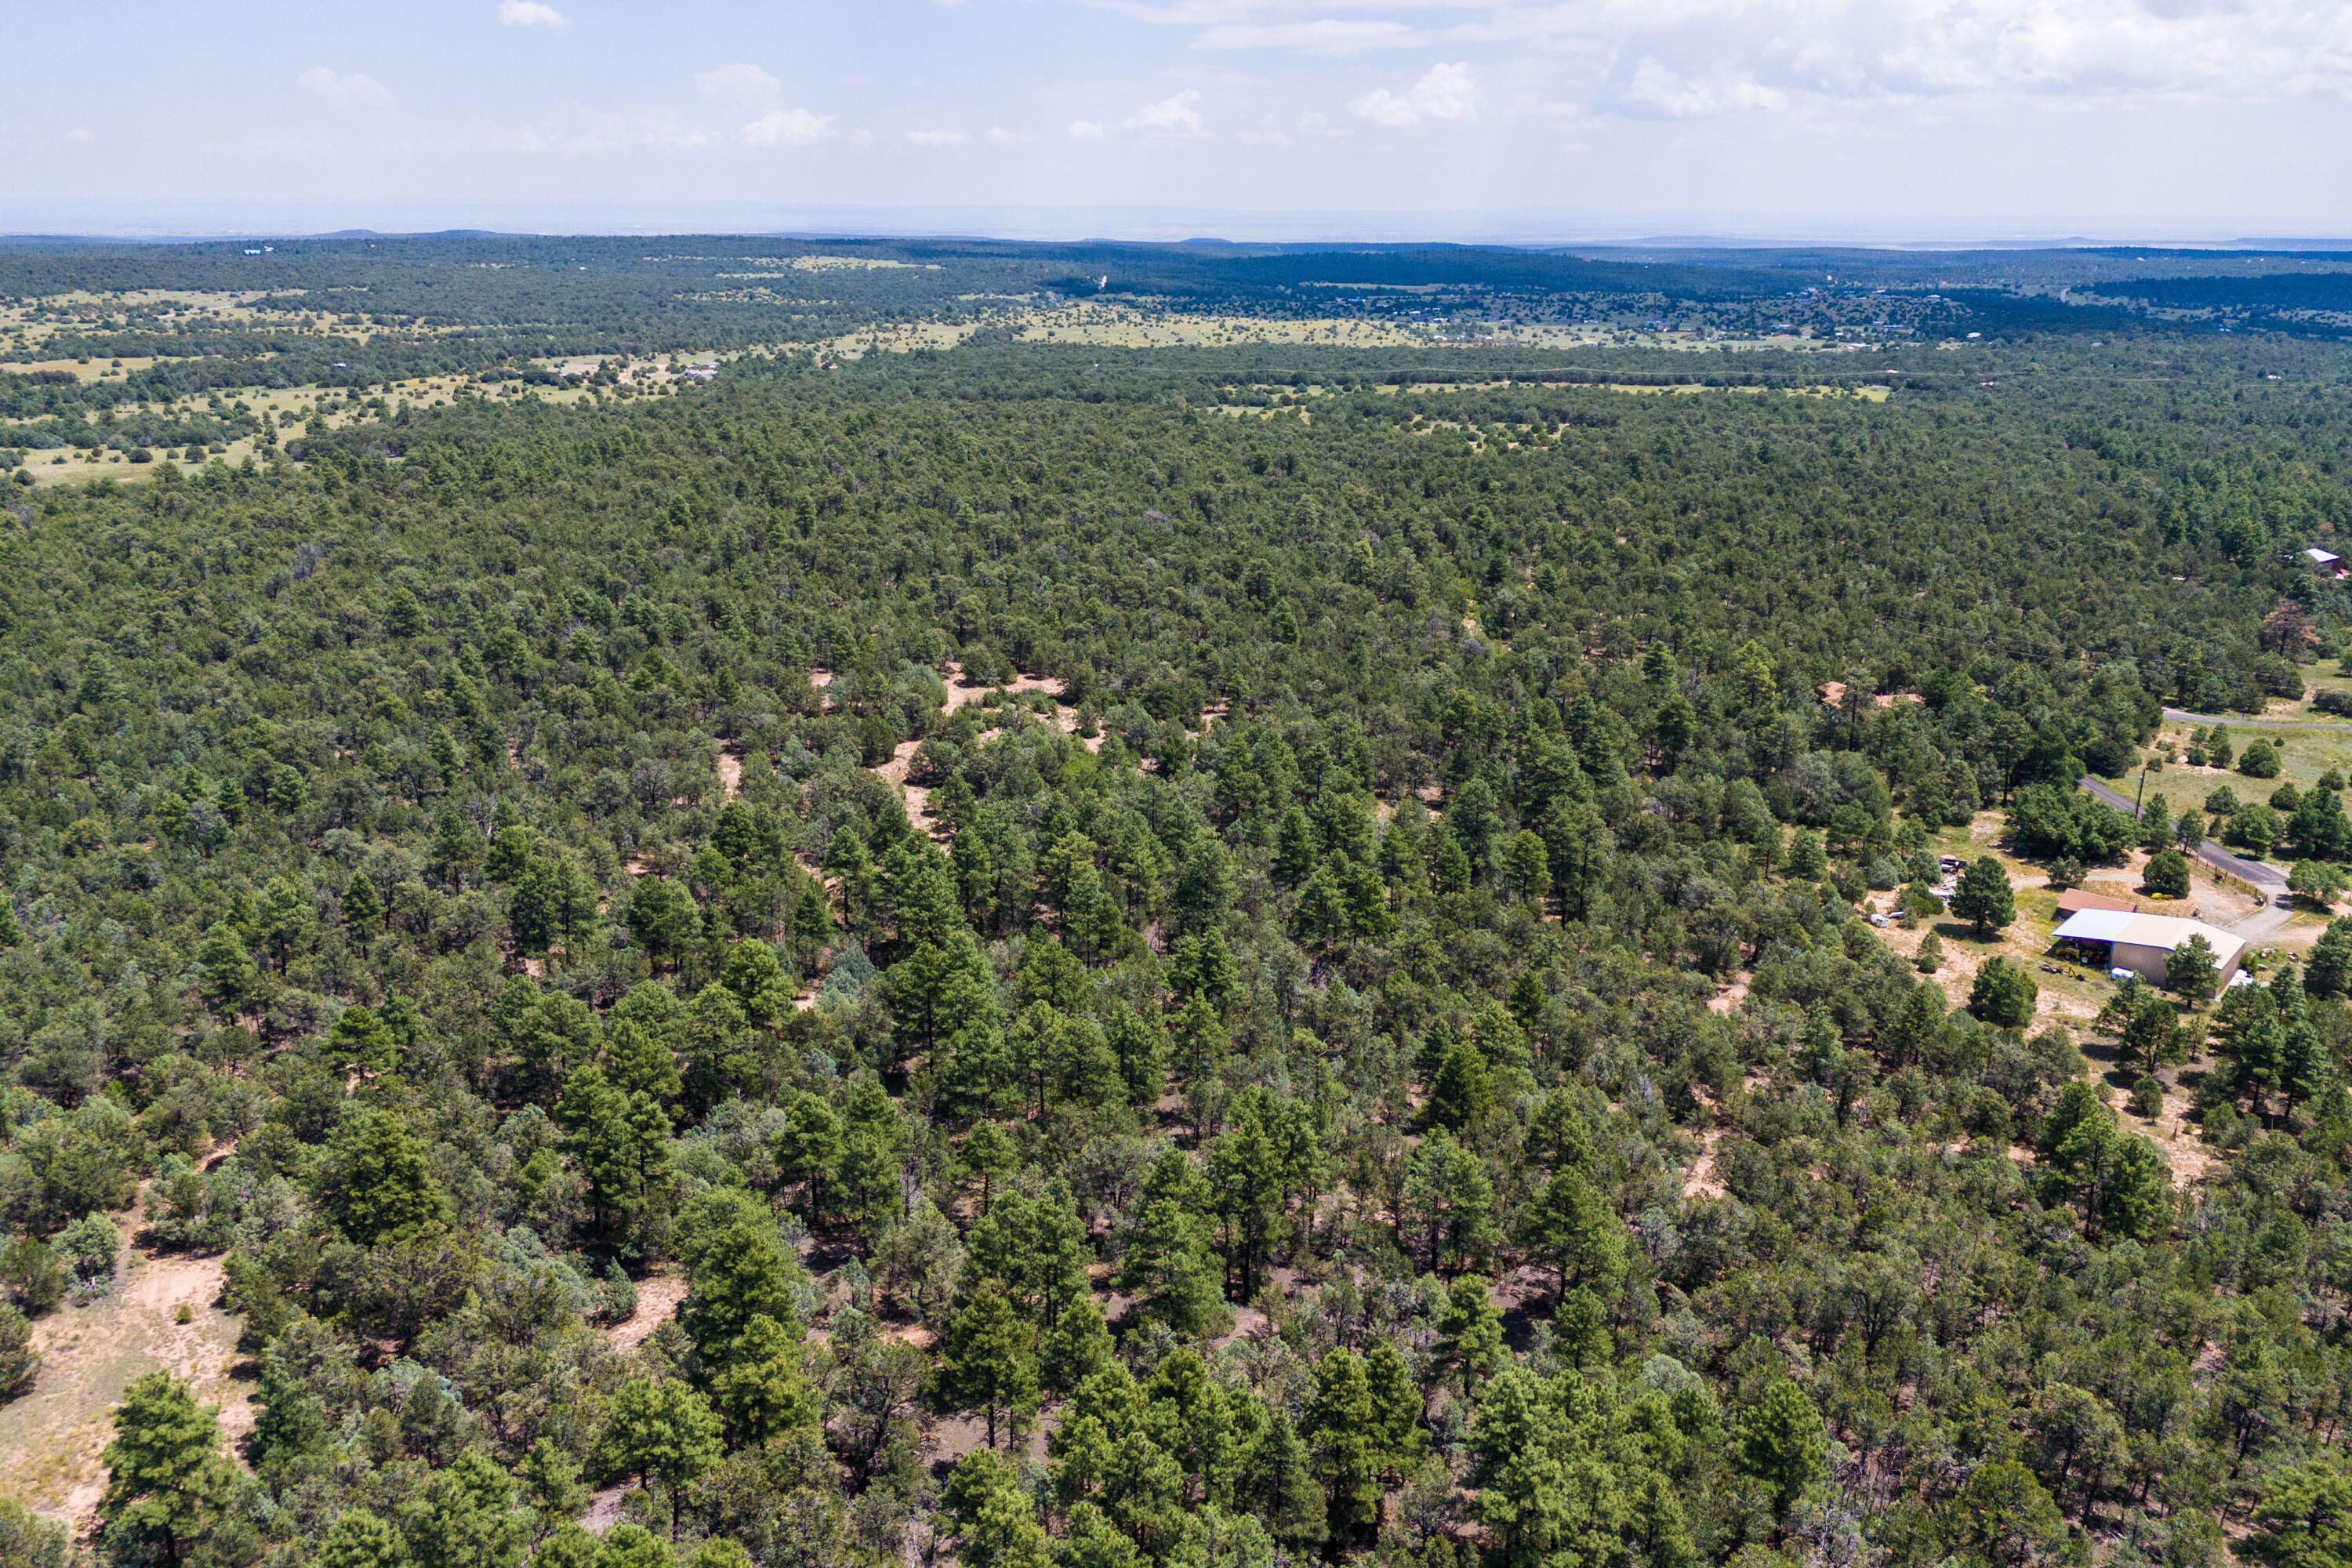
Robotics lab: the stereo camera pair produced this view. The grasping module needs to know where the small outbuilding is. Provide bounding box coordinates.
[2052,909,2246,989]
[2054,888,2138,917]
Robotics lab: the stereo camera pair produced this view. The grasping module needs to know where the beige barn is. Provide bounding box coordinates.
[2051,909,2247,989]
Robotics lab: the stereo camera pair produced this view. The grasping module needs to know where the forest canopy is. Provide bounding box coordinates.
[2,235,2352,1568]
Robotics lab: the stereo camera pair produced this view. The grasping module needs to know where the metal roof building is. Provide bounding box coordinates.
[2055,887,2138,916]
[2051,909,2247,989]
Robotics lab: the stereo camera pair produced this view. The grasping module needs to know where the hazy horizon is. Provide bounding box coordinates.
[6,198,2351,253]
[11,1,2351,245]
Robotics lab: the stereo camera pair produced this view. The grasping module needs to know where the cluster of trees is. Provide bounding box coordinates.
[1,320,2351,1568]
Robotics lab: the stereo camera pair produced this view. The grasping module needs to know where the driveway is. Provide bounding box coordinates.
[2222,900,2296,945]
[2077,776,2288,890]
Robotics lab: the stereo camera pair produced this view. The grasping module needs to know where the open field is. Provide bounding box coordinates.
[3,350,742,488]
[2,269,1933,498]
[3,317,1899,495]
[2123,716,2352,800]
[815,303,1927,359]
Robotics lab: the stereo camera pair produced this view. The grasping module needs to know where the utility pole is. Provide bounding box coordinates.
[2133,762,2149,818]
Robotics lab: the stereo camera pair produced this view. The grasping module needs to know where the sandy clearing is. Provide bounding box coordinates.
[938,662,989,714]
[2,1239,244,1533]
[1682,1128,1730,1200]
[583,1483,631,1534]
[873,738,923,787]
[607,1272,688,1354]
[862,667,1097,833]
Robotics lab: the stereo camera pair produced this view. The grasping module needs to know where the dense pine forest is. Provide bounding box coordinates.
[6,238,2352,1568]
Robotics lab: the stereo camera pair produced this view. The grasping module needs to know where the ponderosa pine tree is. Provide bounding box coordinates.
[100,1373,238,1566]
[935,1281,1039,1451]
[594,1377,721,1539]
[1951,856,2016,939]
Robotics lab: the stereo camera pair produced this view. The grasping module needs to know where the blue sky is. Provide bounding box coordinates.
[7,0,2350,239]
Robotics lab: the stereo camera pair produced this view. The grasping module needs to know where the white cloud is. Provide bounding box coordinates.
[697,66,829,145]
[496,0,569,28]
[1620,60,1787,119]
[740,108,833,146]
[1352,61,1477,126]
[696,64,828,147]
[1104,0,2352,116]
[697,63,782,109]
[908,129,967,144]
[299,67,394,107]
[64,128,91,142]
[1125,89,1205,134]
[1067,119,1108,140]
[986,126,1033,145]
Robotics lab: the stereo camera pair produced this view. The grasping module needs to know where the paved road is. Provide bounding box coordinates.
[2078,776,2289,890]
[2163,706,2352,732]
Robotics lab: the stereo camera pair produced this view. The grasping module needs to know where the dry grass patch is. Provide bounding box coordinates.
[0,1236,246,1531]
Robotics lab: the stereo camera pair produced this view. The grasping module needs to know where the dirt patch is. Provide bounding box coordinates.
[2130,1070,2222,1187]
[717,749,744,800]
[1706,978,1749,1017]
[938,662,989,715]
[1206,1305,1269,1354]
[583,1483,632,1535]
[873,738,923,787]
[608,1272,688,1354]
[870,739,950,837]
[921,1406,1052,1472]
[869,669,1105,829]
[1004,672,1068,701]
[0,1243,245,1532]
[1682,1128,1730,1200]
[1874,912,2104,1025]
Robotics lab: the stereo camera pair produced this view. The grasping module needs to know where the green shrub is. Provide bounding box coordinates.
[53,1211,119,1296]
[1969,957,2039,1028]
[2143,848,2192,898]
